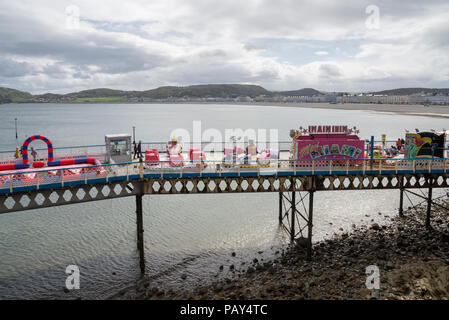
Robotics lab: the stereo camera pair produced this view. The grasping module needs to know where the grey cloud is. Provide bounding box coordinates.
[0,0,448,93]
[319,64,342,79]
[0,58,37,77]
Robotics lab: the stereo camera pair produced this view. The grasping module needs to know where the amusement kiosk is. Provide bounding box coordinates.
[289,125,365,166]
[404,130,448,160]
[105,134,132,164]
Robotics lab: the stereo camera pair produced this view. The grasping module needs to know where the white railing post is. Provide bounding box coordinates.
[139,160,143,179]
[61,169,64,187]
[346,159,349,174]
[312,159,315,175]
[413,159,416,173]
[363,160,366,175]
[9,175,13,193]
[160,162,163,178]
[379,160,382,174]
[329,160,332,175]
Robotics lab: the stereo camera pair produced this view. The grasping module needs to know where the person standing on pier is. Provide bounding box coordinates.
[137,140,143,159]
[30,147,37,161]
[133,141,138,159]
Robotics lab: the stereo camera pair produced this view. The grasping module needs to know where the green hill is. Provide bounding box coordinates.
[142,84,270,99]
[276,88,323,96]
[0,84,272,103]
[370,88,449,96]
[0,87,33,103]
[2,85,449,104]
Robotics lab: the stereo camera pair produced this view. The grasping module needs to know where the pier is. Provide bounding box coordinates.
[1,146,448,273]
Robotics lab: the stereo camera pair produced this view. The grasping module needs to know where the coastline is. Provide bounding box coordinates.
[3,101,449,119]
[200,101,449,119]
[111,199,449,300]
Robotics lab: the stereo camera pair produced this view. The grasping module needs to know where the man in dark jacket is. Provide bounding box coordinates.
[137,141,143,159]
[133,141,137,159]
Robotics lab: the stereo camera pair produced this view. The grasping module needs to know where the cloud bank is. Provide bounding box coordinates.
[0,0,448,93]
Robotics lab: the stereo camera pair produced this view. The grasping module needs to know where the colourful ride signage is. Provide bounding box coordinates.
[292,125,365,162]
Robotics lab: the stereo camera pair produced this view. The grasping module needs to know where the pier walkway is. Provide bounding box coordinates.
[1,148,448,273]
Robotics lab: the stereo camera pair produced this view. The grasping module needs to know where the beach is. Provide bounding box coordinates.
[113,199,449,300]
[188,101,449,119]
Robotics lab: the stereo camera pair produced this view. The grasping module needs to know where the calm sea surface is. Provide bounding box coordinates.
[0,103,447,299]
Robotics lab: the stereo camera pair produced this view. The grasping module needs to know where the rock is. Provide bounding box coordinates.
[371,223,380,231]
[230,264,235,271]
[253,258,259,264]
[385,261,395,270]
[231,252,236,257]
[63,287,70,293]
[181,274,187,280]
[219,265,224,271]
[296,237,309,248]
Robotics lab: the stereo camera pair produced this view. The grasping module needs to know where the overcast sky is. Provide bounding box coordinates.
[1,0,448,94]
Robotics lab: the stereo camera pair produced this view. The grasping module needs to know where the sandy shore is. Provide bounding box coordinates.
[190,101,449,119]
[112,199,449,300]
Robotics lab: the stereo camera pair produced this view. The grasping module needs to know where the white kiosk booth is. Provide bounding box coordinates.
[105,134,132,164]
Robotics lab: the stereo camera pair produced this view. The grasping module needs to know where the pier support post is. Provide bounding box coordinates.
[307,189,314,260]
[279,192,283,224]
[426,175,433,229]
[399,176,404,217]
[136,192,145,274]
[291,191,296,242]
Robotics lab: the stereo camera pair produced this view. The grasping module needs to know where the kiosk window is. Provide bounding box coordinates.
[111,140,129,155]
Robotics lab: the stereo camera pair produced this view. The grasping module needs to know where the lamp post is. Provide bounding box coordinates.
[14,118,20,159]
[132,126,136,144]
[14,118,18,145]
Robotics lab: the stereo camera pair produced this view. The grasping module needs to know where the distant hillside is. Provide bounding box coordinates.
[371,88,449,96]
[0,87,33,103]
[2,85,449,104]
[277,88,323,96]
[0,84,271,103]
[142,84,270,99]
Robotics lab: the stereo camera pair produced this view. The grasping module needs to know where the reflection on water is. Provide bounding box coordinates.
[0,103,446,299]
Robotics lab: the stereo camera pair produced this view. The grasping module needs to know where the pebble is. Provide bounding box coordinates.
[113,199,449,300]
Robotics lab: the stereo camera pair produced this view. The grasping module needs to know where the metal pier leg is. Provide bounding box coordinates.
[136,193,145,274]
[279,192,283,224]
[307,190,314,260]
[291,191,296,242]
[399,176,404,217]
[426,176,433,229]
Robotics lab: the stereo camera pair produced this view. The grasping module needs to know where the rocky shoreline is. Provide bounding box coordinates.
[112,199,449,300]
